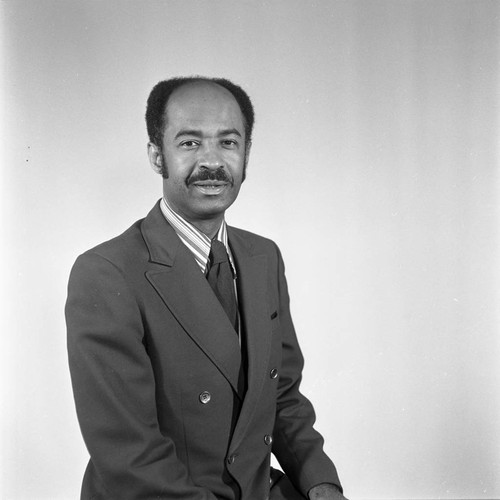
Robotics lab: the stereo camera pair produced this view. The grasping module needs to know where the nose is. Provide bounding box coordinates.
[198,142,224,170]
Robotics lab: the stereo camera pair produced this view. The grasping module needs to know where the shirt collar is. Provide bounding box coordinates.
[160,197,236,275]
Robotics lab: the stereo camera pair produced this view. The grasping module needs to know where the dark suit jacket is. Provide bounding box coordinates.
[66,202,341,499]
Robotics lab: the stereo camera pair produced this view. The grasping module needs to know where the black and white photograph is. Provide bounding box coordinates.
[1,1,498,499]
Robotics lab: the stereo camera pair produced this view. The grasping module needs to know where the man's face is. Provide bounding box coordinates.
[158,81,247,226]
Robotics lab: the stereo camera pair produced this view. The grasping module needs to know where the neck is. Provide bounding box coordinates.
[162,197,224,239]
[190,218,223,239]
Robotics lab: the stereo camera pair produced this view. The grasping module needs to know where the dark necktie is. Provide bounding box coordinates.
[207,239,238,332]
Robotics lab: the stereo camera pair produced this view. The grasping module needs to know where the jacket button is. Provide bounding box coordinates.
[270,368,278,379]
[264,434,273,445]
[227,454,236,464]
[199,391,211,404]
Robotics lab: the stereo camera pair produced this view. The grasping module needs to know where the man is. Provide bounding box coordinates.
[66,77,347,500]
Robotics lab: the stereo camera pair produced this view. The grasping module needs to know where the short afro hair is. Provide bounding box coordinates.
[145,76,255,151]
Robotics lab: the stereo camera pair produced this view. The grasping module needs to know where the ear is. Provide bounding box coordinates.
[147,142,163,175]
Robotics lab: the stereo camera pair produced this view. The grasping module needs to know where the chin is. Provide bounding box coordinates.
[195,199,235,218]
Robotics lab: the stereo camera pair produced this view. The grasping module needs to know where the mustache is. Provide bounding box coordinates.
[187,167,233,185]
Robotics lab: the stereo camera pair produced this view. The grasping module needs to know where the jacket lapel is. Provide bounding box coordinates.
[228,228,273,449]
[141,203,243,397]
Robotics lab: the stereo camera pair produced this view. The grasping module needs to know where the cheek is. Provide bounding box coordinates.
[228,154,246,175]
[165,163,192,185]
[166,179,188,196]
[164,151,193,172]
[163,172,188,194]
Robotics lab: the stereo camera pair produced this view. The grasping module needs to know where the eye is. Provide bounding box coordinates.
[180,140,199,149]
[221,139,238,149]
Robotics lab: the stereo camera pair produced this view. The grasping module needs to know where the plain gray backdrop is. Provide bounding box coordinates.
[1,1,499,498]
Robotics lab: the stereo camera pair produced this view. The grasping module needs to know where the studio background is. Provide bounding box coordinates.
[1,1,498,499]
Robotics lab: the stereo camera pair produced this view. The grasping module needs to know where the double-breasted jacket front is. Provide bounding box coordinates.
[66,202,340,499]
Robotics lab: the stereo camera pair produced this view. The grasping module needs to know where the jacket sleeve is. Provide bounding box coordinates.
[271,245,343,496]
[66,252,217,500]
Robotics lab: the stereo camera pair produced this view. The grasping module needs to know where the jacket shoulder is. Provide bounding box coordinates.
[76,217,149,271]
[229,226,280,254]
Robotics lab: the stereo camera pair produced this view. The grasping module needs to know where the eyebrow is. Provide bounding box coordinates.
[174,128,242,140]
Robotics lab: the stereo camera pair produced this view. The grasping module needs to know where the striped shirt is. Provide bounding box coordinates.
[160,197,236,276]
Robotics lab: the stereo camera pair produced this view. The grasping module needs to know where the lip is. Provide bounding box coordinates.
[191,181,229,196]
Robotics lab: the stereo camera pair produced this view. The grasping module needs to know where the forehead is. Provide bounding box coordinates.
[164,81,245,136]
